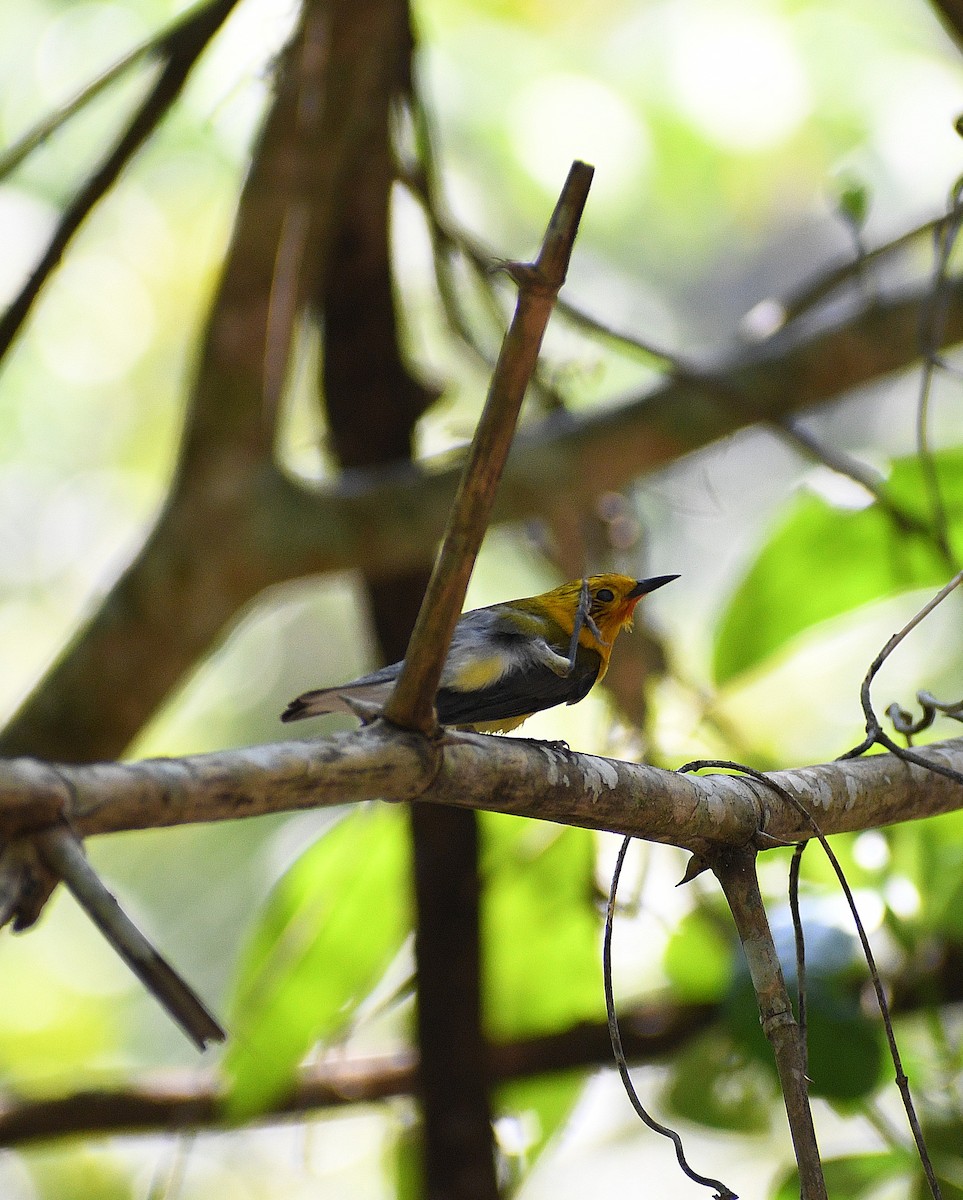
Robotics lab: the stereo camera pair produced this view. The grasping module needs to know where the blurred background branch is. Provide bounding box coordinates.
[3,272,961,762]
[3,929,963,1148]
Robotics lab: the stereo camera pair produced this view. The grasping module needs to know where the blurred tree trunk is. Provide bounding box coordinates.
[312,0,499,1195]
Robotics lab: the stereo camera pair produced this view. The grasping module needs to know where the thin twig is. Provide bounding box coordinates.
[843,569,963,775]
[0,0,241,364]
[34,828,225,1050]
[778,201,963,327]
[788,843,808,1079]
[680,761,824,1196]
[0,1002,718,1147]
[776,418,951,552]
[398,148,963,364]
[681,760,943,1200]
[383,160,595,732]
[551,293,683,365]
[408,187,963,579]
[402,101,571,410]
[0,0,233,182]
[889,690,963,738]
[913,178,963,565]
[604,835,738,1200]
[3,942,963,1149]
[402,100,497,366]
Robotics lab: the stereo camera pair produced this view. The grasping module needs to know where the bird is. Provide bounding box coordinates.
[281,572,678,734]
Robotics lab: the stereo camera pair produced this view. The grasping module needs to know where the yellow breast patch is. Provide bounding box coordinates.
[449,653,511,692]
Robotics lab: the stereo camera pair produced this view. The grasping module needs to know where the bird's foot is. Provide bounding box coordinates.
[513,736,571,753]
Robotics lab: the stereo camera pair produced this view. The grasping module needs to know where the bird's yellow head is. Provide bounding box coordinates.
[534,572,678,655]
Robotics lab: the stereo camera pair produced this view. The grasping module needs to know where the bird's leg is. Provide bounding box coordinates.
[531,639,579,676]
[532,580,611,678]
[564,577,607,672]
[512,735,571,753]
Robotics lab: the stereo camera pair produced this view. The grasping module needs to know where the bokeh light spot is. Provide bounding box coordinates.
[0,188,57,303]
[666,3,811,150]
[510,73,650,199]
[35,251,156,384]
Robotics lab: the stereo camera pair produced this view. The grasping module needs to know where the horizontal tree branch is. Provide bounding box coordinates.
[4,933,963,1148]
[267,279,963,584]
[5,274,963,764]
[0,1000,714,1147]
[2,725,962,852]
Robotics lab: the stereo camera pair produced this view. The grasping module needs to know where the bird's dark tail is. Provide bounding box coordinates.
[280,694,320,722]
[280,680,395,723]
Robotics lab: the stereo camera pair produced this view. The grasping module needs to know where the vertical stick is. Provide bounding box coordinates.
[713,846,827,1200]
[382,161,595,733]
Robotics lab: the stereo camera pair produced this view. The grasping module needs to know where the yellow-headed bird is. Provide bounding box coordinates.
[281,573,677,734]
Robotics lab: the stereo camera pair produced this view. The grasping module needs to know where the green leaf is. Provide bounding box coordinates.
[910,1118,963,1199]
[712,450,963,684]
[664,1032,772,1132]
[482,814,603,1040]
[482,814,601,1173]
[496,1073,586,1191]
[223,805,410,1117]
[836,175,870,228]
[725,920,885,1102]
[773,1151,911,1200]
[663,910,734,1002]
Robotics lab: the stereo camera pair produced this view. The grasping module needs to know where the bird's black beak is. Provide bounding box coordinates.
[628,574,680,598]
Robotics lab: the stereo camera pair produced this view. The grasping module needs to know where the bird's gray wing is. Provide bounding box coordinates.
[436,655,599,725]
[436,607,600,726]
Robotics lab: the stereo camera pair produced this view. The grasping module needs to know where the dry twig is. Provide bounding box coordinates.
[383,161,595,732]
[0,0,241,363]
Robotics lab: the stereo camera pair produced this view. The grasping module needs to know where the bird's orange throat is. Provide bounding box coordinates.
[595,596,641,644]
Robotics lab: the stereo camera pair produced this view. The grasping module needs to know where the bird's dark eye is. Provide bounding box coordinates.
[595,588,615,603]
